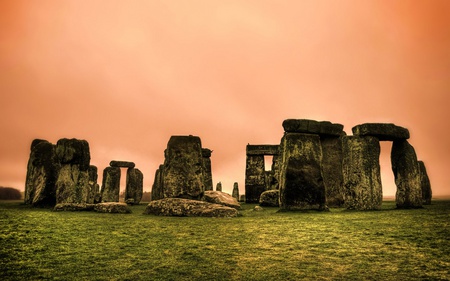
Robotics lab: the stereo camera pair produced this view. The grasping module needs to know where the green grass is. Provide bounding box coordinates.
[1,200,449,280]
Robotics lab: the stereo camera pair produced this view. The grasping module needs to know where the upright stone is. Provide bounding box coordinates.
[418,161,432,205]
[55,138,91,204]
[202,148,213,191]
[151,165,164,200]
[391,140,422,208]
[162,136,205,200]
[101,166,121,202]
[245,154,265,203]
[342,136,382,210]
[216,182,222,192]
[24,139,60,206]
[321,135,345,207]
[232,182,239,201]
[125,168,143,205]
[88,165,100,204]
[279,133,327,211]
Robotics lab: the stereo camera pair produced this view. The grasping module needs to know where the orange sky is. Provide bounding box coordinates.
[1,0,449,196]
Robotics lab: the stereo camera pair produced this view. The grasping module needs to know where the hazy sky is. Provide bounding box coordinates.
[1,0,449,197]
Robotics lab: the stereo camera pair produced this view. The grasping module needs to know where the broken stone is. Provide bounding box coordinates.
[110,160,135,168]
[352,123,410,141]
[342,136,382,210]
[94,202,131,213]
[202,148,213,191]
[418,161,432,205]
[101,166,121,202]
[232,182,239,201]
[53,203,95,211]
[259,190,279,207]
[143,198,238,217]
[202,190,240,209]
[279,133,327,211]
[282,119,344,136]
[391,140,422,208]
[162,136,205,199]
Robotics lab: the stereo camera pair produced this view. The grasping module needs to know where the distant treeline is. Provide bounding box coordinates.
[0,187,22,200]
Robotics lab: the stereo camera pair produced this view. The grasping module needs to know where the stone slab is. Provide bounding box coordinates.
[246,145,279,155]
[282,119,344,136]
[143,198,238,217]
[352,123,409,141]
[110,160,135,168]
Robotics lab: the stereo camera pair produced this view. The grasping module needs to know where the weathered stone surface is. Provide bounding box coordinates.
[321,135,345,207]
[259,190,279,207]
[56,138,90,171]
[282,119,344,136]
[202,190,240,209]
[125,168,143,205]
[352,123,410,141]
[232,182,239,201]
[245,154,266,203]
[202,148,213,191]
[110,160,135,168]
[53,203,95,211]
[239,195,246,202]
[151,165,164,200]
[246,145,279,155]
[216,182,222,192]
[55,164,90,204]
[88,165,99,204]
[418,161,432,205]
[144,198,238,217]
[162,136,205,199]
[391,140,422,208]
[101,167,121,202]
[342,136,382,210]
[94,202,131,213]
[279,133,327,211]
[24,139,59,206]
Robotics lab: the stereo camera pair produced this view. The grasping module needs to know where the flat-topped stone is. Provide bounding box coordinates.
[144,198,238,217]
[246,145,279,155]
[352,123,409,141]
[110,160,135,168]
[282,119,344,136]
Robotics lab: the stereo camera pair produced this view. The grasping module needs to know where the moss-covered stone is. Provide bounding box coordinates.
[55,164,90,204]
[259,189,279,207]
[94,202,131,213]
[202,148,213,191]
[245,154,265,203]
[202,190,240,209]
[352,123,409,141]
[125,168,143,204]
[151,165,164,200]
[321,135,345,207]
[55,138,90,171]
[143,198,238,217]
[418,161,432,205]
[101,166,121,202]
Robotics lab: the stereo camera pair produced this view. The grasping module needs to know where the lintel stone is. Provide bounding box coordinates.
[110,160,136,168]
[352,123,409,141]
[246,145,279,155]
[282,119,344,136]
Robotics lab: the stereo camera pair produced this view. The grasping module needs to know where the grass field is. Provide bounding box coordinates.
[1,200,449,281]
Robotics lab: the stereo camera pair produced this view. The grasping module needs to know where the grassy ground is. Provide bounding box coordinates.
[0,200,449,281]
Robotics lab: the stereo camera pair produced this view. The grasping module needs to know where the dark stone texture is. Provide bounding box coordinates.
[352,123,410,141]
[151,165,164,200]
[245,154,266,203]
[216,182,222,192]
[279,133,327,211]
[342,136,382,210]
[320,135,345,207]
[246,145,279,155]
[125,168,143,205]
[391,140,422,208]
[259,190,280,207]
[110,160,135,168]
[24,139,59,206]
[162,136,205,199]
[55,164,90,204]
[282,119,344,136]
[55,138,90,171]
[232,182,239,201]
[88,165,99,204]
[101,166,121,202]
[202,190,241,209]
[143,198,238,217]
[202,148,213,191]
[94,202,131,213]
[53,203,95,212]
[418,161,432,205]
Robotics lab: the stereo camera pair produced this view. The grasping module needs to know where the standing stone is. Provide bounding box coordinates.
[342,136,382,210]
[125,168,143,205]
[101,166,121,202]
[88,165,100,204]
[321,135,345,207]
[162,136,205,200]
[418,161,432,205]
[216,182,222,192]
[232,182,239,201]
[202,148,213,191]
[391,140,422,208]
[55,138,91,204]
[279,133,327,211]
[245,154,265,203]
[24,139,60,206]
[151,165,164,200]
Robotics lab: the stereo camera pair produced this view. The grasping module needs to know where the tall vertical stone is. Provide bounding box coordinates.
[88,165,99,204]
[151,165,164,200]
[279,133,327,211]
[216,182,222,192]
[245,154,265,203]
[391,140,422,208]
[202,148,213,191]
[55,138,91,204]
[162,136,205,200]
[232,182,239,201]
[418,161,432,205]
[320,135,345,207]
[24,139,60,206]
[342,136,382,210]
[125,168,143,204]
[101,166,121,202]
